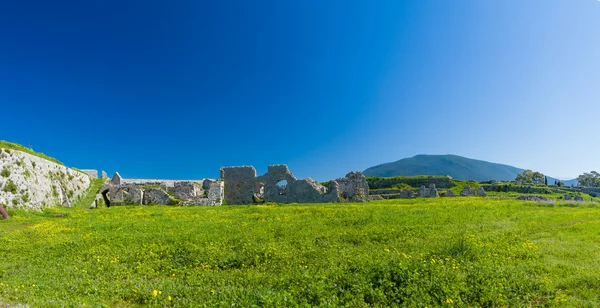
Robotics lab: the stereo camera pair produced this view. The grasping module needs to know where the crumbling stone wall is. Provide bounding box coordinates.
[221,165,369,205]
[336,171,370,202]
[81,169,98,179]
[100,174,223,206]
[221,166,257,204]
[418,184,439,198]
[460,185,475,196]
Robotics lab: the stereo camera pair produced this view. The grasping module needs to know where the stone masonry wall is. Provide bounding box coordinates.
[221,164,369,205]
[0,148,91,209]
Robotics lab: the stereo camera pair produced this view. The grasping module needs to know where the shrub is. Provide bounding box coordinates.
[1,166,10,178]
[3,179,18,194]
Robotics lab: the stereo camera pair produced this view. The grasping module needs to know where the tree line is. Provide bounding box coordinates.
[513,170,600,188]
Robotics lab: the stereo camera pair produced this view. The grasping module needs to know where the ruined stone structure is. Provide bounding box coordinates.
[100,174,224,206]
[445,190,456,197]
[101,170,108,179]
[477,187,487,197]
[331,171,369,202]
[565,194,572,201]
[398,189,415,198]
[574,195,583,201]
[111,172,122,185]
[418,184,439,198]
[220,164,369,205]
[460,185,475,196]
[81,169,98,179]
[517,195,548,202]
[221,166,257,204]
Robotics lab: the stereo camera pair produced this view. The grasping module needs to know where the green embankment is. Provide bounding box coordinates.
[0,140,63,165]
[71,178,106,209]
[2,199,600,306]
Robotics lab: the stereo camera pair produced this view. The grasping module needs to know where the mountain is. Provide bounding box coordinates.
[363,154,578,185]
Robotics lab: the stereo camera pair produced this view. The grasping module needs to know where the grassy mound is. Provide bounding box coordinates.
[0,140,63,165]
[70,178,106,209]
[1,199,600,306]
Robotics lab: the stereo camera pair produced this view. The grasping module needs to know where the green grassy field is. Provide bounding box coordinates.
[2,199,600,307]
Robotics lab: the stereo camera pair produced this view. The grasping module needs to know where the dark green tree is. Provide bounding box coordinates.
[515,170,545,185]
[577,171,600,187]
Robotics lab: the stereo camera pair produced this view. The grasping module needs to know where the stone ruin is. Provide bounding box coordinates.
[81,169,98,179]
[99,174,224,207]
[477,187,487,197]
[460,185,475,196]
[418,184,439,198]
[220,164,369,204]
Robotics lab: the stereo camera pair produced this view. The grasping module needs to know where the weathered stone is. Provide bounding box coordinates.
[418,185,427,197]
[445,190,456,197]
[517,195,548,202]
[478,187,487,197]
[418,185,438,198]
[143,188,176,205]
[259,165,343,203]
[111,172,122,185]
[574,195,583,201]
[336,172,369,202]
[207,180,224,205]
[429,184,439,197]
[565,194,572,200]
[81,169,98,179]
[101,170,108,179]
[105,185,143,206]
[399,189,415,198]
[259,165,298,203]
[460,185,475,196]
[221,166,257,204]
[100,178,223,207]
[173,181,202,201]
[370,195,384,200]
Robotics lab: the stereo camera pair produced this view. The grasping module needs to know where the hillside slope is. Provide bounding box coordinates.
[0,145,91,209]
[364,154,578,184]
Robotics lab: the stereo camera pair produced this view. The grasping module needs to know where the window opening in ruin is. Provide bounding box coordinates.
[101,189,111,207]
[276,180,288,195]
[253,181,265,202]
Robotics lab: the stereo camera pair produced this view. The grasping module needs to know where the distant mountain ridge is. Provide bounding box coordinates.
[364,154,578,185]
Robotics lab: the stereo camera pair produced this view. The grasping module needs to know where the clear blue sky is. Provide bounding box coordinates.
[1,0,598,181]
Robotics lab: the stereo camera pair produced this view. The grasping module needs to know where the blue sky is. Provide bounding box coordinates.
[0,0,598,181]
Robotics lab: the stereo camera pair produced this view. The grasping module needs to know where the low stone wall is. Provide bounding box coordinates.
[480,184,556,195]
[366,176,454,190]
[81,169,98,179]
